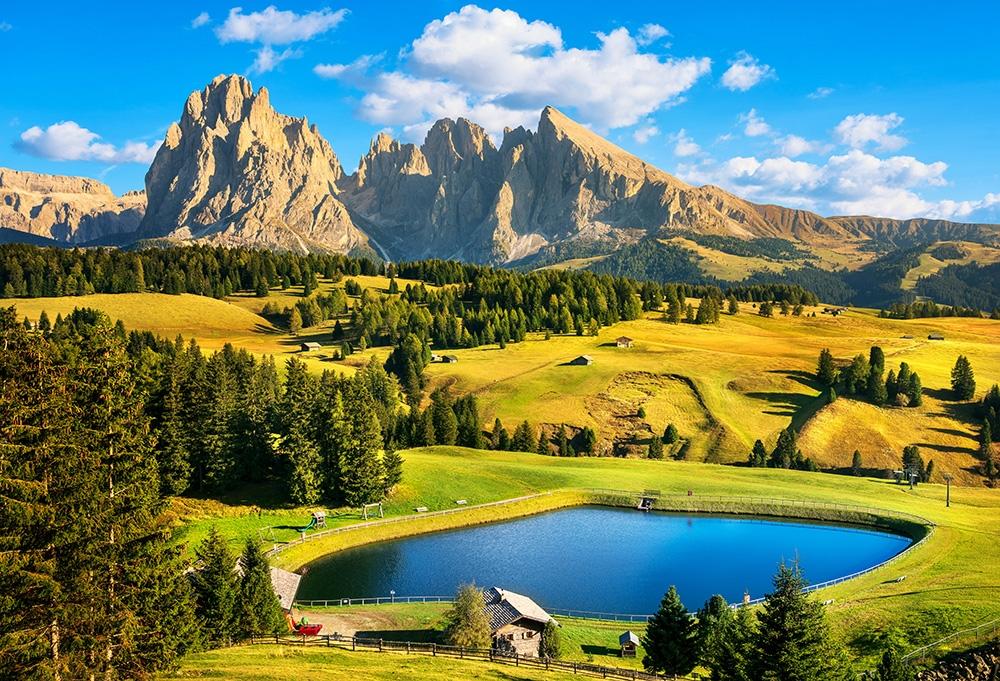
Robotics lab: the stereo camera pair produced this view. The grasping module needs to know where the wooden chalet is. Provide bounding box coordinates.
[300,341,322,352]
[568,355,593,366]
[619,630,639,657]
[482,587,554,657]
[928,333,945,341]
[615,336,634,348]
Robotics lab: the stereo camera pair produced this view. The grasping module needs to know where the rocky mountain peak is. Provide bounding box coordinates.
[139,74,364,254]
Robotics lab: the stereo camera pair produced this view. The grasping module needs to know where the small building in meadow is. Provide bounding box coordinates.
[482,587,554,657]
[615,336,634,348]
[300,341,321,352]
[441,354,459,363]
[619,630,639,657]
[568,355,593,366]
[928,333,945,341]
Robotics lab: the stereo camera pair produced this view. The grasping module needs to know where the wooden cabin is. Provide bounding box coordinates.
[615,336,634,348]
[482,587,554,657]
[619,630,639,657]
[441,355,459,363]
[300,341,322,352]
[568,355,593,366]
[928,333,945,341]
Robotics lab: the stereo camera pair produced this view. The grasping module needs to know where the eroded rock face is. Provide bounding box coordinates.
[0,167,145,243]
[140,74,366,254]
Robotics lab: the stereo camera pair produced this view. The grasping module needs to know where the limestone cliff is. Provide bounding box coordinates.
[0,167,144,244]
[140,74,367,254]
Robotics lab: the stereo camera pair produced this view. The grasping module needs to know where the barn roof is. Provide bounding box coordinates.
[269,567,302,611]
[616,336,633,342]
[482,587,553,632]
[619,630,640,645]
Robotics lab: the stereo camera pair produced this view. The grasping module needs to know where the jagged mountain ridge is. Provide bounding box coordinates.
[139,75,370,255]
[0,167,144,244]
[3,74,996,262]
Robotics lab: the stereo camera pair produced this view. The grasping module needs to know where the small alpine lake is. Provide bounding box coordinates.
[297,506,912,613]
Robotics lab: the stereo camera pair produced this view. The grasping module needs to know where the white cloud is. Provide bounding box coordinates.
[315,5,711,138]
[740,108,772,137]
[216,6,347,44]
[928,193,1000,221]
[16,121,159,164]
[215,6,347,74]
[778,134,825,157]
[720,52,775,91]
[191,12,210,29]
[670,129,700,156]
[807,86,834,100]
[636,23,669,46]
[678,147,954,217]
[251,46,300,74]
[633,120,660,144]
[834,113,907,151]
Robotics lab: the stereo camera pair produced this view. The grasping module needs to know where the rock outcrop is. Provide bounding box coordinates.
[140,75,368,254]
[0,167,144,244]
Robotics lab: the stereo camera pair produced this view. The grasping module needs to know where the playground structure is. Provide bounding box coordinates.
[297,511,327,533]
[362,502,384,520]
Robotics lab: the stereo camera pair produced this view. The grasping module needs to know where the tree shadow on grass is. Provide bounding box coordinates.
[767,369,822,392]
[581,644,621,657]
[745,391,814,418]
[355,629,442,644]
[915,442,978,455]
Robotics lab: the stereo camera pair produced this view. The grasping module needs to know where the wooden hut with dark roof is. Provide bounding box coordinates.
[481,587,554,657]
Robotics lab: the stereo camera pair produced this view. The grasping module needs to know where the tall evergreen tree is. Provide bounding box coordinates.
[338,383,386,507]
[979,418,993,460]
[951,355,976,400]
[444,584,491,649]
[696,595,733,678]
[277,358,322,504]
[816,348,837,386]
[154,353,192,495]
[749,439,768,467]
[906,372,923,407]
[867,363,888,406]
[712,605,755,681]
[753,563,840,681]
[431,390,458,446]
[236,537,286,638]
[382,442,404,496]
[648,437,664,459]
[191,527,238,646]
[769,428,798,469]
[511,420,536,452]
[642,586,698,677]
[663,423,679,444]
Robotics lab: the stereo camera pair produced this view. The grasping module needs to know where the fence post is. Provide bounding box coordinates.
[379,638,383,652]
[407,642,411,654]
[352,637,356,651]
[274,633,278,644]
[432,643,436,656]
[460,645,464,659]
[515,653,519,667]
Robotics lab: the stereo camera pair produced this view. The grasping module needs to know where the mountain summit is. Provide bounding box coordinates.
[140,75,369,254]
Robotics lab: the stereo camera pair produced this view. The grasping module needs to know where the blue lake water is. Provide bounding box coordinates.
[297,506,911,613]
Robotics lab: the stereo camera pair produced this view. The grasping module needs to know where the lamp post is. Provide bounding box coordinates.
[944,474,952,507]
[390,589,396,604]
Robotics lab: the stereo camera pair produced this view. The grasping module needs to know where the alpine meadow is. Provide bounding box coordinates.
[2,3,1000,681]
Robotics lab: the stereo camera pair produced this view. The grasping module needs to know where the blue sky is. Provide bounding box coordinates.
[1,1,998,221]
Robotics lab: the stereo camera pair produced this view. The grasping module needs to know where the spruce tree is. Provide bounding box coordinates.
[980,418,993,460]
[852,450,863,476]
[951,355,976,400]
[431,390,458,446]
[906,372,923,407]
[816,349,837,386]
[511,420,536,452]
[237,537,286,638]
[641,586,698,676]
[203,354,239,491]
[752,563,839,681]
[277,358,322,504]
[713,605,755,681]
[382,442,404,495]
[769,428,798,468]
[664,423,679,444]
[192,527,238,646]
[155,353,192,495]
[869,345,885,376]
[338,383,386,507]
[867,364,888,406]
[444,584,491,649]
[648,437,664,459]
[749,439,768,467]
[288,307,303,335]
[696,594,733,676]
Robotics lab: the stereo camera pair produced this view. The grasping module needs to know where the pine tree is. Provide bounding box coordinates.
[867,363,888,406]
[511,420,536,452]
[907,372,923,407]
[278,358,322,504]
[885,369,898,403]
[873,644,916,681]
[980,418,993,460]
[816,349,837,386]
[749,439,768,467]
[192,527,238,646]
[338,383,386,506]
[155,353,192,494]
[557,424,571,457]
[236,537,286,638]
[288,307,303,335]
[663,423,679,444]
[431,390,458,446]
[579,426,597,454]
[540,619,562,659]
[444,584,491,648]
[713,605,755,681]
[769,428,798,468]
[852,450,863,476]
[869,345,885,376]
[203,354,239,491]
[951,355,976,400]
[728,296,740,315]
[752,562,839,681]
[648,437,664,459]
[696,595,734,679]
[382,443,404,495]
[641,586,698,676]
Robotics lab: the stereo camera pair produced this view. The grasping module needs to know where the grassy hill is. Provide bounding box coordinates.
[10,285,998,484]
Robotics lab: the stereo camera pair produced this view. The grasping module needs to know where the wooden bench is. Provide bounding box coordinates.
[414,506,429,513]
[455,499,467,505]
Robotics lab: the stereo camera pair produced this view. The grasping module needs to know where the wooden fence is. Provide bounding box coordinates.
[244,632,668,680]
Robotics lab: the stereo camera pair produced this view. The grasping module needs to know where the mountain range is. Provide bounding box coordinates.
[3,74,998,278]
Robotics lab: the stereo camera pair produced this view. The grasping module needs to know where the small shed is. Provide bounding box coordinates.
[619,630,639,657]
[928,333,945,341]
[615,336,634,348]
[311,510,326,528]
[441,354,459,363]
[300,341,322,352]
[568,355,593,366]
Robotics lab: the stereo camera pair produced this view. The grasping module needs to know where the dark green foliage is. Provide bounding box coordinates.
[759,301,774,317]
[277,358,322,504]
[852,450,863,476]
[951,355,976,400]
[664,423,679,444]
[191,527,238,646]
[696,594,733,678]
[817,348,837,386]
[444,584,491,649]
[641,586,698,676]
[648,437,664,459]
[902,445,927,482]
[590,238,708,284]
[337,382,386,507]
[845,354,870,395]
[491,418,510,450]
[749,439,768,467]
[914,261,1000,311]
[872,643,916,681]
[556,424,573,457]
[540,619,562,659]
[752,563,841,681]
[769,428,799,469]
[712,605,756,681]
[454,394,483,449]
[382,443,404,495]
[579,426,597,454]
[906,372,923,406]
[980,418,993,460]
[431,389,459,446]
[869,346,885,376]
[511,420,536,453]
[867,363,888,406]
[237,537,286,638]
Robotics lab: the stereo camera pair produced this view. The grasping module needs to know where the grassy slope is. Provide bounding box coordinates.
[900,241,1000,291]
